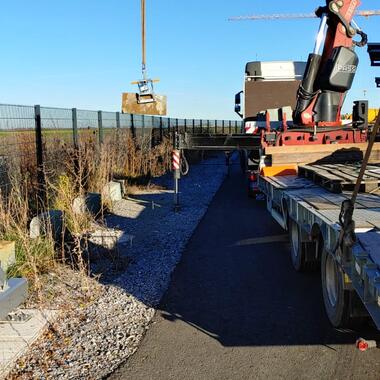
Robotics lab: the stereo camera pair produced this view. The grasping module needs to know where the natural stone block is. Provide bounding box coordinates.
[89,228,134,251]
[72,193,102,217]
[29,210,64,242]
[103,181,123,202]
[112,179,126,196]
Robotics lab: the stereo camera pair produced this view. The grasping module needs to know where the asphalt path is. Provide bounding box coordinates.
[110,164,380,380]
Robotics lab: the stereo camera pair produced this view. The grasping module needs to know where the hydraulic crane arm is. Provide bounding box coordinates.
[293,0,368,128]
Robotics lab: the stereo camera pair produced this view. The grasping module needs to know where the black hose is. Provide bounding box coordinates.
[180,150,189,176]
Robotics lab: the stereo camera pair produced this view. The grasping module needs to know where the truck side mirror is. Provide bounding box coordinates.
[235,91,243,118]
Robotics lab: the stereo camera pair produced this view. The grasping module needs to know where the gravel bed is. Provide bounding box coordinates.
[10,154,227,379]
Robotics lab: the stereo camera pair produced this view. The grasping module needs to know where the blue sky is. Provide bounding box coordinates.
[0,0,379,119]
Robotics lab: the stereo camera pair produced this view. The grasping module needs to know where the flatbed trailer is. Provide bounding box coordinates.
[178,131,380,329]
[259,167,380,329]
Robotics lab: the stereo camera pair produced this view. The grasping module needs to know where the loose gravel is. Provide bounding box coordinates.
[10,154,227,379]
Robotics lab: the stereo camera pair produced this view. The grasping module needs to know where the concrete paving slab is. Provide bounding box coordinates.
[0,309,57,379]
[0,278,28,320]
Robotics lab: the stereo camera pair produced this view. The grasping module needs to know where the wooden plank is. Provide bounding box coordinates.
[299,165,345,181]
[299,163,380,194]
[299,165,345,193]
[273,175,313,188]
[268,144,380,166]
[270,152,380,166]
[310,164,358,183]
[304,196,340,210]
[325,164,380,182]
[263,175,314,190]
[354,193,380,208]
[317,192,375,210]
[366,166,380,179]
[266,143,380,155]
[261,175,285,189]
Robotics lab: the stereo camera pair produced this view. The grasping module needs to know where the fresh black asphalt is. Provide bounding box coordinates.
[110,164,380,380]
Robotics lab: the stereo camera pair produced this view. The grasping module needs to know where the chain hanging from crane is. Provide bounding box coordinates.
[121,0,167,116]
[131,0,159,105]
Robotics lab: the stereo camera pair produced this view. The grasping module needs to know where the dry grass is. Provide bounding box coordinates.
[0,129,172,305]
[0,184,56,300]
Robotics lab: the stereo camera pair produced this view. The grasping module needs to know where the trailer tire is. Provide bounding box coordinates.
[289,219,306,272]
[321,248,350,328]
[289,219,319,272]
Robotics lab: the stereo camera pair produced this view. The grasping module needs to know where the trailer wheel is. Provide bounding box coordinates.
[321,248,350,327]
[289,219,305,272]
[289,219,319,272]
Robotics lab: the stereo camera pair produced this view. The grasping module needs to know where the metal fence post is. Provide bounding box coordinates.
[235,120,238,134]
[222,120,225,134]
[34,105,45,200]
[229,120,232,134]
[192,119,195,134]
[184,118,187,133]
[130,113,136,138]
[200,119,203,133]
[116,111,121,145]
[72,108,79,148]
[176,118,179,133]
[72,108,81,187]
[159,116,163,142]
[215,119,218,134]
[98,111,104,144]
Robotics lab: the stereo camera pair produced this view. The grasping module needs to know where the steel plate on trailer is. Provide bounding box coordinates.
[121,93,167,116]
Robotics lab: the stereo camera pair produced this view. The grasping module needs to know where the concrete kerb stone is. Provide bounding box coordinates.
[0,241,16,275]
[89,227,134,251]
[72,193,102,217]
[29,210,64,242]
[0,242,28,320]
[103,181,123,203]
[0,279,28,321]
[0,309,58,380]
[112,179,127,196]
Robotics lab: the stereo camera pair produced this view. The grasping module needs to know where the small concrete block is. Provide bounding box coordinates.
[89,228,134,251]
[72,192,102,216]
[72,195,87,215]
[0,278,28,320]
[113,179,126,196]
[0,309,57,379]
[29,210,64,242]
[103,181,123,202]
[0,241,16,273]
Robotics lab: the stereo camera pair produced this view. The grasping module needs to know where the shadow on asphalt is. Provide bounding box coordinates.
[97,157,380,350]
[153,165,380,348]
